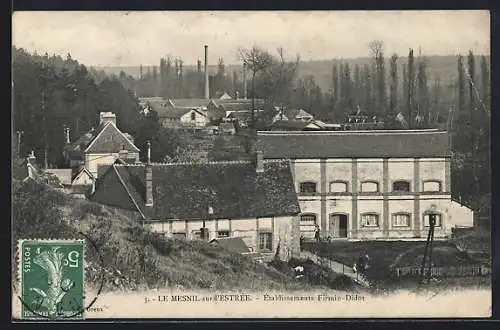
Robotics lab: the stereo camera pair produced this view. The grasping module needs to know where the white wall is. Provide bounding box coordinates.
[85,152,139,178]
[180,110,209,127]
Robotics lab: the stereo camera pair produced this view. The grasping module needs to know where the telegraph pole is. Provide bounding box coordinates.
[419,214,436,287]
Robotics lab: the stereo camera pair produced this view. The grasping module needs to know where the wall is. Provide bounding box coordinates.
[85,152,139,178]
[290,156,471,241]
[73,170,94,185]
[180,110,208,127]
[145,215,299,261]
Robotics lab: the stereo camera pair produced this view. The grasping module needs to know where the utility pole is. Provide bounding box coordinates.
[419,214,436,287]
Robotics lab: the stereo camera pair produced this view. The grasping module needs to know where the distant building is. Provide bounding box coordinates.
[269,120,322,131]
[272,108,314,123]
[257,129,474,241]
[159,108,209,128]
[90,155,301,261]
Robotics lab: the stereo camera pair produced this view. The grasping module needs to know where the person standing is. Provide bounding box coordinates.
[314,224,320,242]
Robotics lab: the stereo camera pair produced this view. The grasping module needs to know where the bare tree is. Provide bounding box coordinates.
[238,46,275,128]
[369,40,386,118]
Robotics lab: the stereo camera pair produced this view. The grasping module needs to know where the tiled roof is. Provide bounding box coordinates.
[256,130,451,158]
[66,122,139,156]
[209,237,250,254]
[270,120,309,130]
[91,160,300,220]
[159,108,206,119]
[84,122,140,154]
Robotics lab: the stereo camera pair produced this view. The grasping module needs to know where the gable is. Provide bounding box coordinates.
[90,166,141,213]
[85,122,140,154]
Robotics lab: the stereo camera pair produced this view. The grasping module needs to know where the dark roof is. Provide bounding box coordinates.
[270,120,309,130]
[66,122,139,156]
[209,237,250,254]
[85,122,140,153]
[257,130,451,158]
[91,160,300,220]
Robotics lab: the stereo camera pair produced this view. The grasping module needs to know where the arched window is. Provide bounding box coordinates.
[360,181,379,193]
[423,180,442,192]
[393,180,411,192]
[392,213,411,227]
[361,213,379,227]
[300,182,317,194]
[423,213,442,227]
[330,181,349,193]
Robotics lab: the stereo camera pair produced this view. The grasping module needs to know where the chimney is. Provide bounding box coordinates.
[204,45,209,99]
[145,141,154,217]
[99,112,117,126]
[243,62,247,100]
[255,150,264,173]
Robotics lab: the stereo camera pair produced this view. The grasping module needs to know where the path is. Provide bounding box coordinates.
[300,251,371,288]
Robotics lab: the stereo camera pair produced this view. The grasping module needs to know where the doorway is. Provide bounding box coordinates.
[329,213,348,238]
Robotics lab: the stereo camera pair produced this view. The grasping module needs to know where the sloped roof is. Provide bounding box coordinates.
[85,122,140,153]
[256,130,451,158]
[160,108,207,119]
[91,160,300,220]
[270,120,309,130]
[209,237,250,254]
[66,122,139,156]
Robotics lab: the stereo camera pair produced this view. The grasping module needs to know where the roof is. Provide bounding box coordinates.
[159,108,202,119]
[219,122,236,131]
[165,99,209,108]
[44,169,72,185]
[256,130,451,158]
[270,120,309,130]
[84,122,140,153]
[66,121,139,156]
[209,237,250,254]
[91,160,300,220]
[286,108,313,119]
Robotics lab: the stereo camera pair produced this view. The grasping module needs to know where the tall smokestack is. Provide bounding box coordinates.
[243,62,247,100]
[204,45,209,99]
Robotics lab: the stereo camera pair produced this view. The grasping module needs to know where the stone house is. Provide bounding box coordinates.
[256,129,474,241]
[89,155,301,261]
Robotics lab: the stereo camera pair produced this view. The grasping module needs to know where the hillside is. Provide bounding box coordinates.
[12,178,355,293]
[93,55,490,92]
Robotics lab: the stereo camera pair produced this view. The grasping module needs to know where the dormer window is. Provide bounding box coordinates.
[300,182,317,194]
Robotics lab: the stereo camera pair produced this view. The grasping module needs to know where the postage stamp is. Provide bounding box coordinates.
[18,239,86,320]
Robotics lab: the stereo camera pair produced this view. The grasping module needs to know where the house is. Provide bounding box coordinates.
[44,168,73,188]
[89,155,301,261]
[272,108,314,123]
[256,129,474,241]
[159,108,209,128]
[15,151,40,182]
[226,110,266,128]
[71,167,95,196]
[64,112,140,179]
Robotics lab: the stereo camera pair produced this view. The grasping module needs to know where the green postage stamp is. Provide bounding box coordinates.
[18,239,86,320]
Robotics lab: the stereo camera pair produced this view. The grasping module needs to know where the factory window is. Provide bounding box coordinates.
[392,213,411,227]
[217,231,230,238]
[259,232,273,251]
[393,180,411,192]
[361,213,379,227]
[300,214,317,226]
[330,181,349,193]
[423,180,442,192]
[300,181,317,194]
[423,213,442,227]
[360,181,379,193]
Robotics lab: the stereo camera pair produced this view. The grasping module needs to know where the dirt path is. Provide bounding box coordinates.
[300,251,371,287]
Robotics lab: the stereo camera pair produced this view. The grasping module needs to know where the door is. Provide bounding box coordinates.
[329,214,348,238]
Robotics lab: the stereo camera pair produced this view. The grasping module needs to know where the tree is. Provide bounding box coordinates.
[238,46,275,128]
[480,55,490,111]
[416,56,429,125]
[407,49,415,128]
[369,40,386,117]
[388,53,399,127]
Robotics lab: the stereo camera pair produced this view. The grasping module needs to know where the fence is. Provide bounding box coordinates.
[393,264,491,279]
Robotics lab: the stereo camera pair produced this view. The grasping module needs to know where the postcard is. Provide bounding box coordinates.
[11,10,491,320]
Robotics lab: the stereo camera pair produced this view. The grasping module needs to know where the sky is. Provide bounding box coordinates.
[12,11,490,67]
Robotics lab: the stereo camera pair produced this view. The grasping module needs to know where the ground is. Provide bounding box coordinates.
[302,230,491,292]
